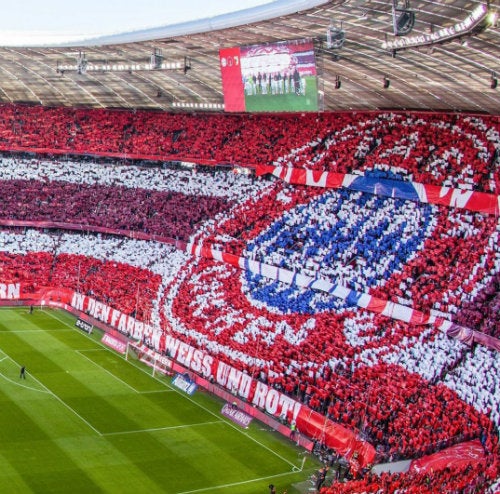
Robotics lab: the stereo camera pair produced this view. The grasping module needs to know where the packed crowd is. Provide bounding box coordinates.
[0,228,190,327]
[0,237,161,321]
[188,175,500,338]
[1,156,498,337]
[161,254,499,457]
[320,460,497,493]
[453,272,500,337]
[1,226,498,490]
[0,165,232,244]
[0,104,498,192]
[1,227,498,463]
[0,104,498,491]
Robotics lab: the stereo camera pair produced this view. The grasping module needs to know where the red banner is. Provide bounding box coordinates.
[256,165,500,215]
[66,291,376,469]
[410,439,486,473]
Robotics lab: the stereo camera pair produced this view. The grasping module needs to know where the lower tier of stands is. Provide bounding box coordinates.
[0,226,498,491]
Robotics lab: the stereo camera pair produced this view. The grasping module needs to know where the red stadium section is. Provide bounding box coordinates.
[0,103,498,492]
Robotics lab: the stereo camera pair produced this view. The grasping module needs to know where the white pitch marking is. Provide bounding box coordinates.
[0,370,49,393]
[2,354,102,436]
[102,420,223,437]
[76,349,141,393]
[176,468,312,494]
[45,308,301,470]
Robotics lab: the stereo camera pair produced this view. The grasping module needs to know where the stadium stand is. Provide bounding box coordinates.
[0,103,498,491]
[0,105,498,192]
[0,0,499,490]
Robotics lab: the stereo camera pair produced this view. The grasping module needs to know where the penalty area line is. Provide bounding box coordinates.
[101,420,224,437]
[45,310,175,393]
[0,370,50,393]
[3,353,102,436]
[43,309,302,470]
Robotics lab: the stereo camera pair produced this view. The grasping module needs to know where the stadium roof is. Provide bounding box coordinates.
[0,0,498,114]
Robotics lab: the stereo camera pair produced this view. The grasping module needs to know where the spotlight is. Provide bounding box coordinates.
[491,75,498,89]
[393,0,415,36]
[77,51,87,75]
[184,56,191,74]
[396,10,415,36]
[335,75,341,89]
[383,76,390,89]
[486,11,498,28]
[151,48,163,70]
[326,24,346,49]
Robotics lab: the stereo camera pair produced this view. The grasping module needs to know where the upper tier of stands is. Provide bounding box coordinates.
[0,104,498,193]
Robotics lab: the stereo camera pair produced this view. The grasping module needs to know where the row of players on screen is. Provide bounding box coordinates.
[0,226,498,465]
[0,156,498,337]
[0,103,498,192]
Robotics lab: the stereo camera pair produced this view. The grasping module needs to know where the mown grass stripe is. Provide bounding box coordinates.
[0,308,319,493]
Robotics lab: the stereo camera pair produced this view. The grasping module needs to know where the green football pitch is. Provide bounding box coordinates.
[0,307,320,494]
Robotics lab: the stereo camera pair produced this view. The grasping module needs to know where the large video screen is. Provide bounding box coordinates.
[220,38,318,113]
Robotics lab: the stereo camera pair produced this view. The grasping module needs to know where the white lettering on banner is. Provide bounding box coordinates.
[126,316,135,336]
[214,362,254,399]
[11,283,20,298]
[133,321,144,339]
[151,331,160,349]
[165,334,182,357]
[0,283,20,299]
[111,309,121,327]
[117,313,127,333]
[87,298,96,317]
[225,367,253,399]
[449,189,474,209]
[164,334,213,377]
[70,293,158,340]
[216,361,231,387]
[85,299,113,326]
[227,367,244,394]
[69,292,303,421]
[252,381,269,408]
[177,342,191,365]
[279,394,301,420]
[163,333,300,417]
[71,292,85,311]
[101,303,111,323]
[265,388,280,415]
[190,349,203,373]
[226,367,242,390]
[201,354,213,378]
[239,373,253,399]
[93,301,110,323]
